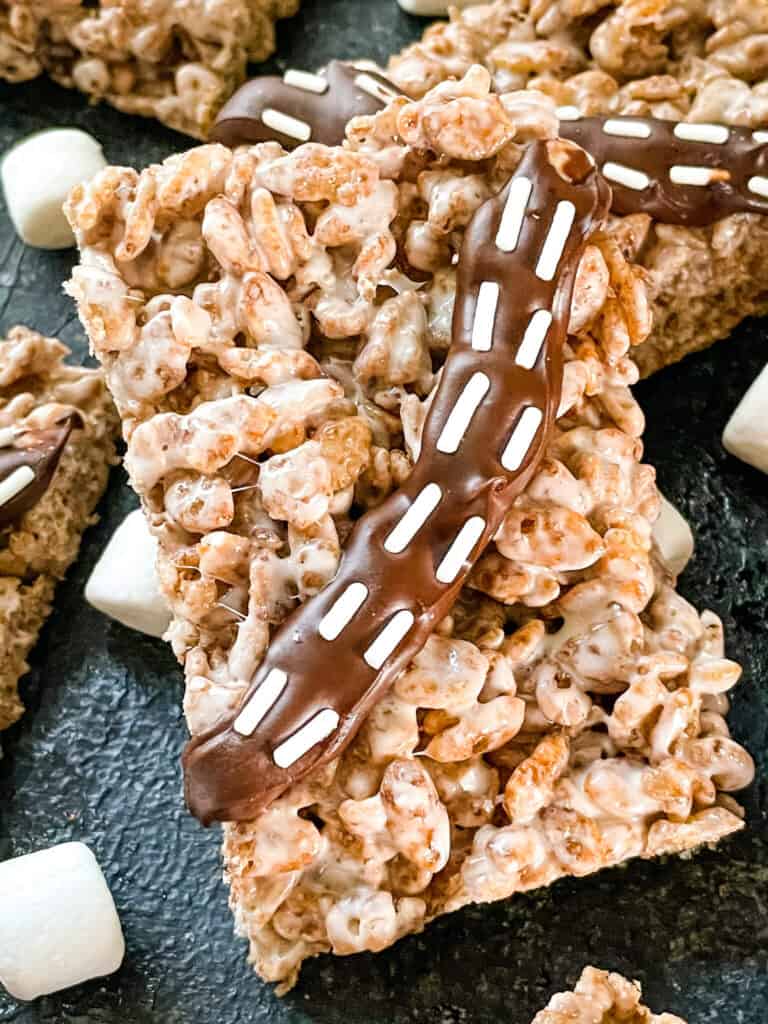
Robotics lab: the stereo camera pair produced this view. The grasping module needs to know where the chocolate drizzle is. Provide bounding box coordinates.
[558,113,768,226]
[210,61,404,150]
[0,415,79,529]
[183,140,610,825]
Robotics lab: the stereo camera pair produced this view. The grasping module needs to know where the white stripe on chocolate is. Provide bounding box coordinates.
[283,69,329,94]
[748,176,768,198]
[556,106,581,121]
[273,708,340,768]
[603,119,651,139]
[501,406,543,472]
[234,668,288,736]
[261,109,312,142]
[471,282,500,351]
[673,122,729,144]
[516,310,553,369]
[670,165,726,186]
[364,610,415,669]
[753,131,768,145]
[384,483,443,554]
[436,517,486,584]
[0,465,35,507]
[496,176,533,252]
[602,162,650,191]
[436,372,491,454]
[536,200,576,282]
[319,582,369,641]
[355,72,400,104]
[0,426,19,449]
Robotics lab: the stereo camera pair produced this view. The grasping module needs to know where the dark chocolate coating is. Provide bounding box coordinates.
[182,140,610,825]
[558,114,768,226]
[0,414,79,529]
[210,61,404,150]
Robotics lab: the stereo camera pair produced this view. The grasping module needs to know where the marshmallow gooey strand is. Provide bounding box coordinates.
[183,138,610,825]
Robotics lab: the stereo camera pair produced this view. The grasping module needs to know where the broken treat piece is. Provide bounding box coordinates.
[1,129,107,250]
[85,509,171,638]
[653,494,694,580]
[0,327,118,731]
[66,67,754,989]
[183,139,610,824]
[389,1,768,375]
[531,967,686,1024]
[723,364,768,475]
[0,842,125,1001]
[211,61,404,150]
[0,0,300,138]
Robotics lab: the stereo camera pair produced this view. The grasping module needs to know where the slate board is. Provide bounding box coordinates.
[0,3,766,1021]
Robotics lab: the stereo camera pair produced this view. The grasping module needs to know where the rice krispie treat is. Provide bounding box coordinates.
[0,326,118,730]
[389,0,768,375]
[0,0,300,138]
[65,68,755,989]
[532,967,685,1024]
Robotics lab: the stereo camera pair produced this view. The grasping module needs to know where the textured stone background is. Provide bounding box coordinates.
[0,2,766,1021]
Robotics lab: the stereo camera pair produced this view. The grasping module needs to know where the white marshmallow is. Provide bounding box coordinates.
[397,0,482,13]
[0,842,125,1001]
[722,364,768,474]
[653,494,694,578]
[1,129,107,249]
[85,509,171,638]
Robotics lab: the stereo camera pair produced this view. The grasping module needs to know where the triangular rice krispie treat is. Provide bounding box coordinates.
[389,0,768,375]
[65,68,755,990]
[532,967,685,1024]
[0,0,299,138]
[0,326,119,730]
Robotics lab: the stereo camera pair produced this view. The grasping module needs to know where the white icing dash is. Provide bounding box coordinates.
[318,582,369,641]
[495,176,533,252]
[516,309,553,369]
[673,122,729,144]
[0,426,19,449]
[217,601,247,621]
[384,483,442,554]
[355,72,399,104]
[753,131,768,145]
[670,165,724,186]
[535,200,576,282]
[471,282,500,352]
[501,406,544,471]
[283,69,328,94]
[748,176,768,198]
[261,108,312,142]
[436,372,491,454]
[0,464,35,508]
[556,106,581,121]
[602,162,650,191]
[273,708,340,768]
[603,118,651,139]
[436,517,486,585]
[364,610,415,670]
[234,668,288,737]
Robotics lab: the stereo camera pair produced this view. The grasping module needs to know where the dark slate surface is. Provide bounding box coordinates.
[0,2,766,1021]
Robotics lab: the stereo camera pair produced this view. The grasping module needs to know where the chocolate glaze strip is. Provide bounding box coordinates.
[183,139,610,825]
[557,111,768,226]
[210,61,404,150]
[0,414,80,529]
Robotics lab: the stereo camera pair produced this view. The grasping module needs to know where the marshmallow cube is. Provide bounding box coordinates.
[653,494,694,578]
[723,364,768,474]
[1,129,107,249]
[0,842,125,1001]
[85,508,171,638]
[397,0,482,14]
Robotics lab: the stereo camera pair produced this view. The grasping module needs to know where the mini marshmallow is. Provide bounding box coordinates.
[0,842,124,1001]
[397,0,482,13]
[1,129,107,249]
[723,364,768,474]
[653,493,694,578]
[85,508,171,638]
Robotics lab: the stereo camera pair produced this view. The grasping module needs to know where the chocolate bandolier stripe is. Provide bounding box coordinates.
[183,139,610,825]
[0,415,80,529]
